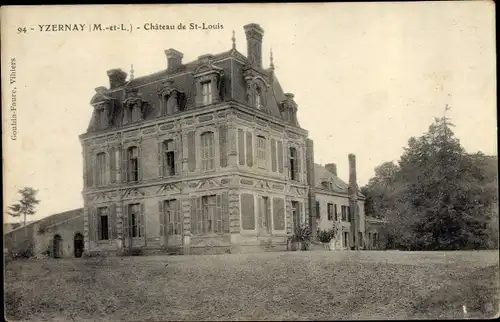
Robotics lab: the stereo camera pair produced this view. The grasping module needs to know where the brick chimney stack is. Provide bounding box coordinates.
[325,163,337,176]
[348,154,360,250]
[165,48,184,72]
[106,69,127,89]
[244,23,264,69]
[306,139,317,237]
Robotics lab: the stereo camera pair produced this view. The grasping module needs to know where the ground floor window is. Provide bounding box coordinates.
[343,231,349,248]
[97,207,109,240]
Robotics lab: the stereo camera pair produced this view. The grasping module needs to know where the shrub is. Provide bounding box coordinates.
[288,226,313,250]
[10,240,35,260]
[317,229,337,243]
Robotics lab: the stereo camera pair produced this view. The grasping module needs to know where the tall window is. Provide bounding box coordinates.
[96,152,106,186]
[201,132,215,170]
[334,204,338,221]
[289,147,297,181]
[202,195,221,234]
[163,140,175,176]
[341,205,348,221]
[128,147,139,182]
[327,203,334,220]
[256,136,267,169]
[201,81,212,105]
[129,203,141,238]
[165,200,181,235]
[315,201,320,219]
[97,207,109,240]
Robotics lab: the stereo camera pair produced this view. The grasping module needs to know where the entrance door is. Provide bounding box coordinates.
[259,196,271,235]
[53,235,62,258]
[292,201,301,231]
[166,200,183,247]
[74,233,84,258]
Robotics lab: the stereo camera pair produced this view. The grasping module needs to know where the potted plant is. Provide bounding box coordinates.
[288,225,312,251]
[317,229,335,250]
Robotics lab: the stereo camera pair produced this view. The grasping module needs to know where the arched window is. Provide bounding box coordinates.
[127,146,139,182]
[255,88,263,109]
[200,132,215,170]
[96,152,106,186]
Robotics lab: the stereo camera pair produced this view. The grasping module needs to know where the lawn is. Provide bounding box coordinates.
[4,250,499,321]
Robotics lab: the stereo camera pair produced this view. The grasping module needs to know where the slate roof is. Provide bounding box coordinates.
[314,163,365,198]
[87,41,302,133]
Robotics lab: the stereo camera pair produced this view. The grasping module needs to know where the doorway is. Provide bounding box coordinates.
[53,234,62,258]
[74,233,84,258]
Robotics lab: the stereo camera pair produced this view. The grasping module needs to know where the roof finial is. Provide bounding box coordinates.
[231,30,236,50]
[270,48,274,69]
[130,64,134,80]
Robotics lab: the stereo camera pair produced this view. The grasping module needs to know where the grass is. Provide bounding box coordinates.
[4,250,499,321]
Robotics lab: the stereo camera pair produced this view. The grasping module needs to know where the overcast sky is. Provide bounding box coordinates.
[2,2,496,222]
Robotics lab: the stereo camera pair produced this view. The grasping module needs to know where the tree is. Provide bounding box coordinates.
[7,187,41,236]
[362,106,497,250]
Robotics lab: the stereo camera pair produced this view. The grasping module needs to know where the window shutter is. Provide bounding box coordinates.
[241,193,255,230]
[92,154,98,187]
[174,138,180,175]
[222,192,229,233]
[110,147,116,184]
[296,147,301,182]
[246,132,253,167]
[266,197,272,232]
[139,203,145,238]
[123,204,129,240]
[238,129,245,165]
[158,141,164,178]
[175,199,182,236]
[122,149,128,183]
[86,152,93,187]
[201,197,207,234]
[215,194,222,233]
[159,201,165,246]
[110,204,117,239]
[197,197,203,234]
[137,146,143,181]
[187,131,196,172]
[219,125,228,168]
[334,204,338,221]
[272,198,285,231]
[271,139,277,172]
[190,197,197,235]
[88,207,95,242]
[277,141,284,173]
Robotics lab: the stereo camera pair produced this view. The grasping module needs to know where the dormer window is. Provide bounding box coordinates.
[201,81,213,105]
[255,88,263,109]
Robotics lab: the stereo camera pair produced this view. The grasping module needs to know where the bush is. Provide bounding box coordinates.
[317,229,336,243]
[117,248,144,256]
[9,240,34,260]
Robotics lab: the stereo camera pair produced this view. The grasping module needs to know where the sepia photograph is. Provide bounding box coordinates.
[2,2,498,321]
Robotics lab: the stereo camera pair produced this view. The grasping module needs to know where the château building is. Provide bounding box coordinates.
[80,23,319,254]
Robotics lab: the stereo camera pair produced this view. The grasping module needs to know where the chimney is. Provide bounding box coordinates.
[306,138,317,237]
[165,48,184,72]
[243,23,264,68]
[106,69,127,89]
[325,163,337,176]
[348,153,360,250]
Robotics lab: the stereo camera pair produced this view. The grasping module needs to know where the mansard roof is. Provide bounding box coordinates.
[314,163,365,198]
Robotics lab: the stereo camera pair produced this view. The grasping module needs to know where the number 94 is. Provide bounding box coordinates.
[17,27,27,34]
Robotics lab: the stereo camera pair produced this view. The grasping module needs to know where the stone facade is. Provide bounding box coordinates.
[313,162,366,250]
[80,23,311,255]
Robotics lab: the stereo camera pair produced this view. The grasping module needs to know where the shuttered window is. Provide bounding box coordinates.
[201,131,215,170]
[109,147,116,184]
[128,203,142,238]
[190,195,227,235]
[241,193,255,230]
[127,147,140,182]
[96,152,106,186]
[165,199,182,235]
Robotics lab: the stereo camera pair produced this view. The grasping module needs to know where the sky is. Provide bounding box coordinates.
[2,2,497,223]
